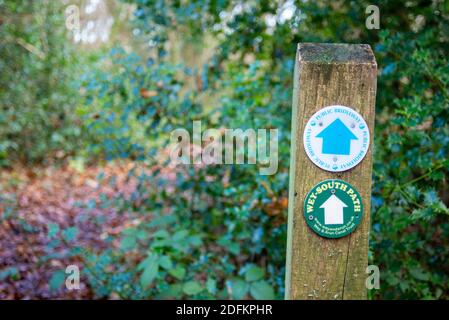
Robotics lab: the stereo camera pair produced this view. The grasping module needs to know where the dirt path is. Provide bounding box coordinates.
[0,161,148,299]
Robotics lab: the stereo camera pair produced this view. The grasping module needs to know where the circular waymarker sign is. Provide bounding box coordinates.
[303,105,370,172]
[304,179,363,239]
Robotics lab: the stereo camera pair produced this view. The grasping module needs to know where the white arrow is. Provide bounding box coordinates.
[320,194,347,225]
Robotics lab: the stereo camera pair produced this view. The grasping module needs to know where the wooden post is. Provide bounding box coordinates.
[285,43,377,299]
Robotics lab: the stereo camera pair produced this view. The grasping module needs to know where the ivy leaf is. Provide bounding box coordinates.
[227,278,248,299]
[137,253,158,271]
[152,229,170,238]
[169,265,186,280]
[140,255,159,288]
[385,274,400,286]
[410,268,430,281]
[245,265,264,282]
[187,234,203,247]
[183,281,203,295]
[159,255,173,270]
[250,281,275,300]
[217,237,240,255]
[173,229,189,242]
[399,280,410,293]
[158,284,183,299]
[120,235,136,250]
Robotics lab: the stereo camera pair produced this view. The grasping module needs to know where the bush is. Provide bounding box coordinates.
[42,0,449,299]
[0,1,87,166]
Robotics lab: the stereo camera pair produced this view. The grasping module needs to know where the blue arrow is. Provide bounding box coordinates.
[316,118,358,155]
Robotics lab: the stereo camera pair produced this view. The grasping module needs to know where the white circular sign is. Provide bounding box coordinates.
[303,105,370,172]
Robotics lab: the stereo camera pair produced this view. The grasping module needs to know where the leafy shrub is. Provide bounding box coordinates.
[0,1,88,166]
[43,0,449,299]
[58,42,287,298]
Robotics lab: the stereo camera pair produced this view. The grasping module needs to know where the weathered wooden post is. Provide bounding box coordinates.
[285,43,377,299]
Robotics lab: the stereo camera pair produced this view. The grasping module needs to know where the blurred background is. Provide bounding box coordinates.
[0,0,448,299]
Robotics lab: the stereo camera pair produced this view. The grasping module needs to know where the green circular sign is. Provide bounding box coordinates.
[304,179,363,239]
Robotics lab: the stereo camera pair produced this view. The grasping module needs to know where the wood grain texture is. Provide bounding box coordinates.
[285,43,377,300]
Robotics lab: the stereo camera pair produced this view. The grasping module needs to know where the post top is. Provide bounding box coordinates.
[297,43,376,65]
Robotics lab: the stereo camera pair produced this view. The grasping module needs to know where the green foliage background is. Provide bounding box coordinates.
[0,0,91,165]
[1,0,449,299]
